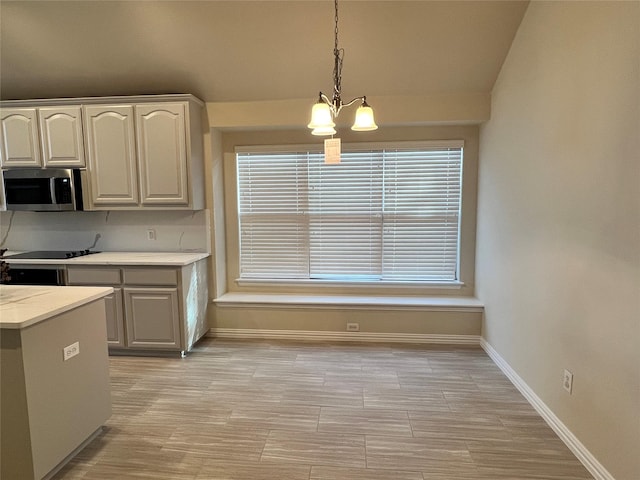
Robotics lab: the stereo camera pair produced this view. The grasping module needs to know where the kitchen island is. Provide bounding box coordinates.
[1,285,113,480]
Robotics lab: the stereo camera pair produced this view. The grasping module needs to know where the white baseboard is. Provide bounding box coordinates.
[209,328,480,345]
[480,338,615,480]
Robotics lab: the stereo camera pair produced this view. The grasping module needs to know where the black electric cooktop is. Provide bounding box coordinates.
[5,250,100,259]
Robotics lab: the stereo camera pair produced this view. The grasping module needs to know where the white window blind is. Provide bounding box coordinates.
[309,150,384,280]
[237,142,463,283]
[237,152,310,279]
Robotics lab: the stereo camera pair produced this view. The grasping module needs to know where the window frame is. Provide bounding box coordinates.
[234,140,465,288]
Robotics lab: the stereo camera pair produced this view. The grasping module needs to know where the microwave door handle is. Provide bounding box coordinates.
[50,178,57,204]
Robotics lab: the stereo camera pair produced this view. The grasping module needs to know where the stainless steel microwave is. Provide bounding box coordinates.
[3,168,84,211]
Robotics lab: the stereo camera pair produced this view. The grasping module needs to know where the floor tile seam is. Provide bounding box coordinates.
[467,448,594,464]
[317,427,414,438]
[257,428,275,464]
[463,440,592,471]
[318,405,412,414]
[365,433,470,447]
[407,407,416,438]
[260,433,368,469]
[363,439,478,475]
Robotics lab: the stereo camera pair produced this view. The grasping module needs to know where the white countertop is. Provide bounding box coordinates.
[2,251,210,266]
[0,285,114,329]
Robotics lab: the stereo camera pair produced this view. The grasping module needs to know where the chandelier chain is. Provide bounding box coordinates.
[333,0,344,105]
[334,0,339,54]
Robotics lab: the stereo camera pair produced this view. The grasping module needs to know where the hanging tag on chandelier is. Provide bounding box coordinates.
[324,138,341,164]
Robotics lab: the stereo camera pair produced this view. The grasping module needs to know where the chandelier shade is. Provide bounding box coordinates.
[307,101,335,130]
[311,125,338,136]
[351,101,378,131]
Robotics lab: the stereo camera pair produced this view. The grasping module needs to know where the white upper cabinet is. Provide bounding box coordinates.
[39,106,85,167]
[1,107,85,168]
[0,108,42,167]
[136,103,189,206]
[0,94,205,211]
[84,105,139,207]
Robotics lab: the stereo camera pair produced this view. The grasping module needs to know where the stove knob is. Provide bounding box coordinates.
[66,252,73,258]
[84,249,90,255]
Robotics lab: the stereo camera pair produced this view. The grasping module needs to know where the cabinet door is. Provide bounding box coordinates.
[105,288,126,348]
[124,288,181,350]
[0,108,42,167]
[39,106,85,167]
[84,105,139,207]
[135,103,189,206]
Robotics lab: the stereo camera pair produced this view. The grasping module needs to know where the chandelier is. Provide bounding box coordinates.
[307,0,378,136]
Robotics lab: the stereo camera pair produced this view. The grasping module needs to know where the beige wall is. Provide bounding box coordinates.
[207,124,481,334]
[206,94,490,130]
[476,2,639,479]
[214,305,481,336]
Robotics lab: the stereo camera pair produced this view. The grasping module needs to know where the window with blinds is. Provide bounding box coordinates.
[237,141,463,283]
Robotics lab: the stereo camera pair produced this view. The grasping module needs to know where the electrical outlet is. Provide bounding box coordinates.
[346,322,360,332]
[63,342,80,361]
[147,229,156,241]
[563,369,573,394]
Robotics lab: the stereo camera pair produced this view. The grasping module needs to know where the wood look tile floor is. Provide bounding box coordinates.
[53,338,593,480]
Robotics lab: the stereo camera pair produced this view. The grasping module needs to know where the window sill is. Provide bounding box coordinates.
[214,292,484,312]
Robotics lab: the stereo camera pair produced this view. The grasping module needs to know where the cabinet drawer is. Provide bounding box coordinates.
[67,267,121,285]
[123,268,178,286]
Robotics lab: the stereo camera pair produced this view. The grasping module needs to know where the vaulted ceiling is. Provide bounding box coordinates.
[1,1,528,103]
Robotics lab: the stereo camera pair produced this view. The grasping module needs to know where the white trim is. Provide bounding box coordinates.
[213,293,484,313]
[234,139,464,155]
[0,94,204,108]
[480,338,615,480]
[209,328,480,345]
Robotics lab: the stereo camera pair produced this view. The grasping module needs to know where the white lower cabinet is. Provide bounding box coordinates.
[124,287,180,349]
[66,261,208,354]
